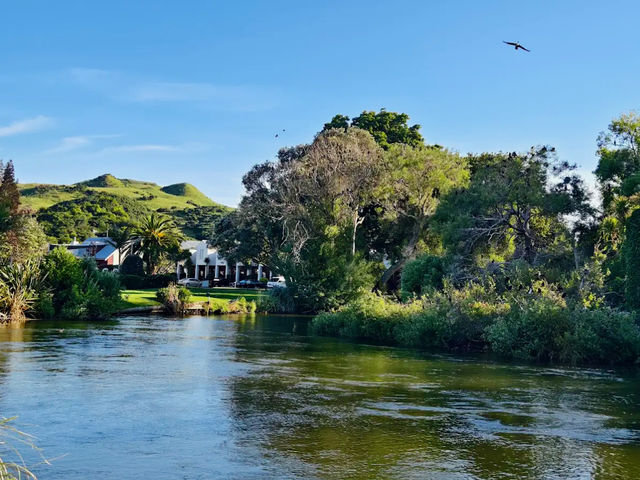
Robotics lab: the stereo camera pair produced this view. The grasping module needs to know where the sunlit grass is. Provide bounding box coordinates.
[119,287,264,310]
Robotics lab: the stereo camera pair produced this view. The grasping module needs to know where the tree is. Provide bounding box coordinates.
[0,160,20,215]
[624,209,640,309]
[0,216,47,265]
[323,109,424,149]
[595,112,640,213]
[133,213,182,274]
[377,145,469,286]
[435,148,591,268]
[299,128,384,256]
[211,129,384,312]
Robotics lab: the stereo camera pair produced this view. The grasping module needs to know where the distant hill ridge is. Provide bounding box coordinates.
[19,173,224,211]
[18,174,232,242]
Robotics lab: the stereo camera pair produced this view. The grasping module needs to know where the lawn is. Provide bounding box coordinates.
[120,287,265,310]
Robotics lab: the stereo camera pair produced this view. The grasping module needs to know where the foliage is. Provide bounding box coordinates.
[212,128,385,313]
[624,209,640,308]
[376,145,469,286]
[132,213,182,275]
[167,205,232,239]
[435,148,591,267]
[37,192,150,243]
[0,261,42,323]
[0,416,44,480]
[400,255,446,298]
[156,283,191,314]
[323,109,424,149]
[313,282,640,366]
[38,248,121,320]
[0,161,20,218]
[0,216,47,265]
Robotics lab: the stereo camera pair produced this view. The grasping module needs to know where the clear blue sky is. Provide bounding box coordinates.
[1,0,639,206]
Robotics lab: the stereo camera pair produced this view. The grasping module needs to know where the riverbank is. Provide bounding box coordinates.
[311,293,640,366]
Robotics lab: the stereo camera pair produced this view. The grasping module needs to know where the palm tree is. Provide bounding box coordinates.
[133,214,182,275]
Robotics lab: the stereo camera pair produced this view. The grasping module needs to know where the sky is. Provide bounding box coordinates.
[1,0,640,206]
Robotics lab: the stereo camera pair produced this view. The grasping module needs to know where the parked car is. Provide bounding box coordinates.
[178,278,202,287]
[232,279,263,288]
[267,278,286,289]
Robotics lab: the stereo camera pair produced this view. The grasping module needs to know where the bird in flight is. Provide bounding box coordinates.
[503,41,530,52]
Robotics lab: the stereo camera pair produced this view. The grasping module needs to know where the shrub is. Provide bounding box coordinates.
[312,280,640,366]
[401,255,445,298]
[39,248,122,320]
[156,283,191,314]
[119,255,144,276]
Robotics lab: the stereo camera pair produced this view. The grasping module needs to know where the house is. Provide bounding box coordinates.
[176,240,271,285]
[49,237,123,269]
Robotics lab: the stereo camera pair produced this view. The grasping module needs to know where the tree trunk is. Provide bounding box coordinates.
[380,217,425,289]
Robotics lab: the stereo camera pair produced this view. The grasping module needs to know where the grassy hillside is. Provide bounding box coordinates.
[20,173,220,211]
[19,174,232,242]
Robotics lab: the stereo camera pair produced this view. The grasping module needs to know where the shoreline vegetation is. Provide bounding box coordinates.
[3,110,640,367]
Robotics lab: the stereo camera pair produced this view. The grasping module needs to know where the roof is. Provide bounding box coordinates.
[95,244,117,260]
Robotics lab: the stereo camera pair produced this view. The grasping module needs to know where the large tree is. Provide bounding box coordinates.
[211,129,384,312]
[377,145,469,286]
[323,109,424,149]
[435,148,591,268]
[595,112,640,214]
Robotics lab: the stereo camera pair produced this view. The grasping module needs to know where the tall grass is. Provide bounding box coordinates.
[0,416,48,479]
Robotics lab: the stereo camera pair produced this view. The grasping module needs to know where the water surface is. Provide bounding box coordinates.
[0,315,639,479]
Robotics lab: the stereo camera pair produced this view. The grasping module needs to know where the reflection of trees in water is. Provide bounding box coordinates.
[224,319,640,479]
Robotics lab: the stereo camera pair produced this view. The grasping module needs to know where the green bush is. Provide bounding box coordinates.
[156,283,191,314]
[39,249,122,320]
[401,255,445,298]
[312,281,640,366]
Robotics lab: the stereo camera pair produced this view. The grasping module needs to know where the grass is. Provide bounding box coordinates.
[119,287,264,310]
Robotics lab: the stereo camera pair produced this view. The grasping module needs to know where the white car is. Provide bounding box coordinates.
[178,278,202,287]
[267,279,286,289]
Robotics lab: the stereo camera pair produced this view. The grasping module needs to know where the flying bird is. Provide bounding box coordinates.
[503,41,530,52]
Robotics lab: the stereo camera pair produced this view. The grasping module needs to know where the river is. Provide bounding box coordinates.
[0,314,638,479]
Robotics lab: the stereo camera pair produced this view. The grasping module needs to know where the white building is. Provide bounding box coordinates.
[176,240,270,285]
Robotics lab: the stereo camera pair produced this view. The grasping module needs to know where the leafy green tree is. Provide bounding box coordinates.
[133,213,182,274]
[0,160,20,216]
[323,109,424,149]
[624,209,640,309]
[595,112,640,213]
[435,148,590,268]
[378,145,469,286]
[212,129,384,312]
[0,216,47,265]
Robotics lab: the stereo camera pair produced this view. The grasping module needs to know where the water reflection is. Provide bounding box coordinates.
[0,315,637,479]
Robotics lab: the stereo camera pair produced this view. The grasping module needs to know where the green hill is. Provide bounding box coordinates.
[19,174,232,242]
[20,174,221,211]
